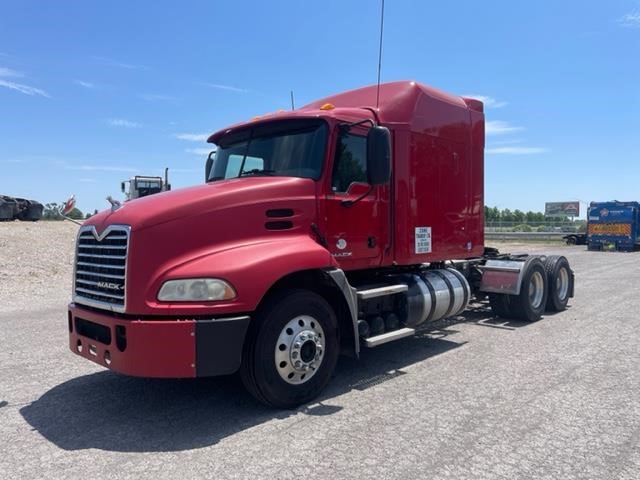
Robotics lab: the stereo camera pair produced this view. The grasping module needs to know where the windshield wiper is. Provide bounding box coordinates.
[239,169,276,176]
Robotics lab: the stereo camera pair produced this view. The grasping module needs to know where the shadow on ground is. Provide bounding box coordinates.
[20,304,534,453]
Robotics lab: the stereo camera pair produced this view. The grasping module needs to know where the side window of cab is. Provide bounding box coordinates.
[331,132,367,193]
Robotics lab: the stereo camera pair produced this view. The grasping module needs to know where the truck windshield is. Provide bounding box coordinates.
[134,179,162,197]
[209,119,328,181]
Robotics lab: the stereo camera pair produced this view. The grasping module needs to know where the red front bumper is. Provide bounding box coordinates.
[68,304,251,378]
[68,304,197,377]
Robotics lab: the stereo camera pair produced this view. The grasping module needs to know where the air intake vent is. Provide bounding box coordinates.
[266,208,294,218]
[74,225,129,312]
[75,317,112,345]
[265,221,293,230]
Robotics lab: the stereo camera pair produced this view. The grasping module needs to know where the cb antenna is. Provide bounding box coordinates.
[290,90,295,110]
[375,0,385,109]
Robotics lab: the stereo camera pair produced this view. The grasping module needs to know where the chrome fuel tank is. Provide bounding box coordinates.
[397,268,470,327]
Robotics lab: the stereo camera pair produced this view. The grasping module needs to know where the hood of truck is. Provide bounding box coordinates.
[80,176,324,315]
[87,176,316,232]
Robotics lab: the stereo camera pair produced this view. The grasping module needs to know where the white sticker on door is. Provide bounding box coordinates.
[415,227,432,254]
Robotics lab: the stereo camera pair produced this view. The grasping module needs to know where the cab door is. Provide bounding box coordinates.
[324,127,388,270]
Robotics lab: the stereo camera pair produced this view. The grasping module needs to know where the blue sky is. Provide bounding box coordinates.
[1,0,639,217]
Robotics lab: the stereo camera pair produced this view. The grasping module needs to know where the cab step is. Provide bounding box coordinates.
[356,284,408,300]
[364,327,415,348]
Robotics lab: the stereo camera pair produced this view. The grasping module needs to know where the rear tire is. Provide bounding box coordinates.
[544,255,572,312]
[510,257,548,322]
[566,236,577,245]
[489,293,513,319]
[240,289,339,409]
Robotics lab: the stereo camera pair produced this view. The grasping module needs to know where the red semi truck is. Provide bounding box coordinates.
[68,81,574,408]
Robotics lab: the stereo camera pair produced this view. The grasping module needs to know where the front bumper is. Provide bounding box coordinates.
[588,239,635,251]
[68,304,250,378]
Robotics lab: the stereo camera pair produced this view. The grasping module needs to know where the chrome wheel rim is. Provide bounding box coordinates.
[556,267,569,300]
[275,315,325,385]
[529,271,545,309]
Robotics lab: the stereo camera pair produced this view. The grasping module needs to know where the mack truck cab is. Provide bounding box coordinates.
[68,81,574,408]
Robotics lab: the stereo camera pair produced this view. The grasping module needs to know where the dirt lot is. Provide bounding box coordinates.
[1,222,639,479]
[0,221,77,313]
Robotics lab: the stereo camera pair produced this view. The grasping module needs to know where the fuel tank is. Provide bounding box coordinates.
[395,268,471,327]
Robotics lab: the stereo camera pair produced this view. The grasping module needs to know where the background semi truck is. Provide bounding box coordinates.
[587,200,640,251]
[120,168,171,200]
[68,81,574,408]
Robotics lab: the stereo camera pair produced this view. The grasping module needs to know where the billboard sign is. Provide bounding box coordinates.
[545,201,580,218]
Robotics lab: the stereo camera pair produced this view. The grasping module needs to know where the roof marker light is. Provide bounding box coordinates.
[320,103,335,111]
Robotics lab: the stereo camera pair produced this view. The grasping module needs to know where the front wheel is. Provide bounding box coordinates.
[240,289,339,409]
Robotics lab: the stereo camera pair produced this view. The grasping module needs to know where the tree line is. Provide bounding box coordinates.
[43,203,98,221]
[485,206,561,225]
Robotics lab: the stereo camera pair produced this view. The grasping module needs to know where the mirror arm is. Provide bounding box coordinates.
[61,215,83,226]
[339,118,376,133]
[341,185,374,208]
[360,107,382,125]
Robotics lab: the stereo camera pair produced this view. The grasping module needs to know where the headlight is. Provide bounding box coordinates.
[157,278,236,302]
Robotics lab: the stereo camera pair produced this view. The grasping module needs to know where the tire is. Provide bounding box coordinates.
[544,255,572,312]
[240,289,339,409]
[510,257,548,322]
[566,236,577,245]
[489,293,513,319]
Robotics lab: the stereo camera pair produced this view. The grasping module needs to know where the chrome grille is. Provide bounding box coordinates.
[73,225,130,312]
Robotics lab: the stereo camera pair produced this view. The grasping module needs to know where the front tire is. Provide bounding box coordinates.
[240,289,339,409]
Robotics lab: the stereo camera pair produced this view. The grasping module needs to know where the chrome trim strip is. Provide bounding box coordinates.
[196,315,252,323]
[357,284,408,300]
[364,327,415,348]
[75,286,125,300]
[79,234,128,240]
[324,268,360,356]
[77,253,127,260]
[76,278,126,290]
[77,261,124,270]
[76,270,125,279]
[78,244,127,250]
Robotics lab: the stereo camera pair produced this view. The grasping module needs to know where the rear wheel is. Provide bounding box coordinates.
[240,289,339,409]
[544,255,572,312]
[510,257,548,322]
[489,293,513,319]
[566,236,577,245]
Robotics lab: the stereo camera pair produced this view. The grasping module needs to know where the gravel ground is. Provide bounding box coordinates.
[0,221,78,313]
[0,222,639,480]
